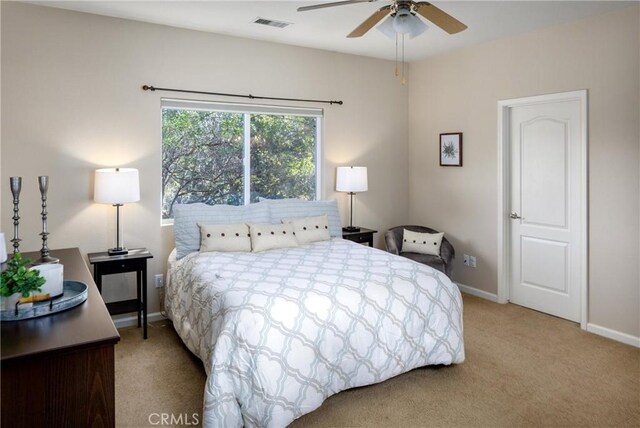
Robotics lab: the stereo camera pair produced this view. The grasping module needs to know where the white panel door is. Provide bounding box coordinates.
[509,97,584,322]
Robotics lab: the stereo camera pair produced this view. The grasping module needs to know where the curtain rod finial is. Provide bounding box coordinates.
[142,85,155,91]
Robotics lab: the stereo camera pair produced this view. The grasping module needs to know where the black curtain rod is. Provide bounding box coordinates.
[142,85,343,106]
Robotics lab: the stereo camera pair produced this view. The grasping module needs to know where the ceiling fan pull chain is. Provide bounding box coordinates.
[401,33,406,85]
[394,32,399,77]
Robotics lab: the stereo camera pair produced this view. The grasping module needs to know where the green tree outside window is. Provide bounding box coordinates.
[162,108,318,219]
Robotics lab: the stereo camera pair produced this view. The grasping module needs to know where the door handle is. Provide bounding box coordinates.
[510,212,522,220]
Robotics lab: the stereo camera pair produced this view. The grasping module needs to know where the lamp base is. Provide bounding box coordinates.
[108,247,129,256]
[342,226,361,233]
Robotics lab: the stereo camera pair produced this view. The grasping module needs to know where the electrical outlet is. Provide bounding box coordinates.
[469,256,477,268]
[154,274,164,288]
[463,254,477,268]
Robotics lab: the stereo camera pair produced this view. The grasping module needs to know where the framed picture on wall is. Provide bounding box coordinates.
[440,132,463,166]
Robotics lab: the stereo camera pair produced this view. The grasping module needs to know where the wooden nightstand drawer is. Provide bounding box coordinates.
[94,257,146,275]
[342,228,377,247]
[352,233,371,243]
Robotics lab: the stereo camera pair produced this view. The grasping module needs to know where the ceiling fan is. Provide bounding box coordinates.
[297,0,467,38]
[297,1,467,84]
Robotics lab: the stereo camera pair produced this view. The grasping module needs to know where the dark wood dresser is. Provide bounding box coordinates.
[1,248,120,428]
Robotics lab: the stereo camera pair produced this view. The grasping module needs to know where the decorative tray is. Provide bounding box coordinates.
[1,280,88,321]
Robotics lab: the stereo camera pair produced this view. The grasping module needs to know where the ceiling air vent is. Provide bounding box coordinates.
[252,17,291,29]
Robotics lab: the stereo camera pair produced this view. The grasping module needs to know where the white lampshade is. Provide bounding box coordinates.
[336,166,368,193]
[94,168,140,204]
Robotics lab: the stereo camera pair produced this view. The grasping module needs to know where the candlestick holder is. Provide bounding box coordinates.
[10,177,22,255]
[33,176,59,265]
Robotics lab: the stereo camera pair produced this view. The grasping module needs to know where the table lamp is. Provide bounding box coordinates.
[94,168,140,255]
[336,166,368,232]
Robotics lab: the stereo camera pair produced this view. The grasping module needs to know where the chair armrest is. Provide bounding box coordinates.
[440,238,455,278]
[384,230,401,255]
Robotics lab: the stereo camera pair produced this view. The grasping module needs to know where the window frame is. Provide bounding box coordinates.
[160,98,323,225]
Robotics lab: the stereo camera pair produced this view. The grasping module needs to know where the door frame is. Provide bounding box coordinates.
[496,90,588,329]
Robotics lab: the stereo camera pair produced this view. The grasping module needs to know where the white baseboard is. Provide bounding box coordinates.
[455,282,638,348]
[586,323,640,348]
[455,282,499,303]
[112,311,166,329]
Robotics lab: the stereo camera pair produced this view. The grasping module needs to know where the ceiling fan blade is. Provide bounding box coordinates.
[414,2,467,34]
[297,0,376,12]
[347,5,392,38]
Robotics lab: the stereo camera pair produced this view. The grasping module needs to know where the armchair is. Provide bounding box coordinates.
[385,225,455,278]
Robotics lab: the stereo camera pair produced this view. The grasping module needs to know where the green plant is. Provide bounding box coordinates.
[443,142,458,159]
[0,253,46,298]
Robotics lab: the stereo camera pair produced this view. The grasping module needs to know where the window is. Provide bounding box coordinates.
[161,99,322,221]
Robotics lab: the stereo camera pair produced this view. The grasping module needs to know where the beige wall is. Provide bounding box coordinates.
[0,2,2,229]
[0,2,409,314]
[2,2,638,339]
[408,6,640,337]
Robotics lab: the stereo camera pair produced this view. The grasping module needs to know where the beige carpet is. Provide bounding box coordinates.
[115,295,640,427]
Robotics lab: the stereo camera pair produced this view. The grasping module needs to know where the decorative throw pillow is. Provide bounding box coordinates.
[402,229,445,256]
[283,214,331,245]
[249,223,298,252]
[260,199,342,237]
[199,223,251,253]
[173,203,270,259]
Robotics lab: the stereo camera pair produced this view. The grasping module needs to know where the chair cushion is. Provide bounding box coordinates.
[399,252,446,275]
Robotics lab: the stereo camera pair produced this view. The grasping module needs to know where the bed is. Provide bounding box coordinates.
[165,200,465,427]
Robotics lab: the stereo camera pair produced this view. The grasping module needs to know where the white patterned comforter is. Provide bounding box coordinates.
[166,238,464,428]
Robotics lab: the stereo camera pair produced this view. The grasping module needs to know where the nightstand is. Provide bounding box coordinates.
[342,228,377,247]
[88,248,153,339]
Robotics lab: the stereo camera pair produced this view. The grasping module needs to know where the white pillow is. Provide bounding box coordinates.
[199,223,251,253]
[283,214,331,245]
[173,203,270,259]
[260,199,342,237]
[402,229,444,256]
[249,223,298,252]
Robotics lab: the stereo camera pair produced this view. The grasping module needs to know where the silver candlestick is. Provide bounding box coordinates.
[10,177,22,254]
[33,176,59,265]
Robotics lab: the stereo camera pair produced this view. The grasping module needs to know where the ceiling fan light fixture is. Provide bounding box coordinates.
[377,12,427,40]
[376,15,396,40]
[394,10,428,38]
[392,8,413,34]
[407,16,428,39]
